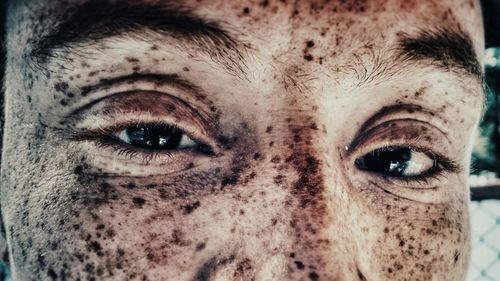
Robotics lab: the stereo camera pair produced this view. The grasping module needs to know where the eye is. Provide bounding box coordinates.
[354,146,435,177]
[114,124,198,150]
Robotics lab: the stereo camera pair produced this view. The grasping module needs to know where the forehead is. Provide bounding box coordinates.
[5,0,485,101]
[8,0,483,48]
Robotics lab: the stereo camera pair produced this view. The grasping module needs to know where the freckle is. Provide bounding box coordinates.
[243,7,250,14]
[182,66,190,72]
[303,54,314,61]
[306,40,315,48]
[254,152,261,160]
[269,141,274,147]
[195,242,206,251]
[54,82,69,92]
[266,126,273,133]
[309,271,319,280]
[125,57,139,63]
[383,227,389,233]
[274,175,285,184]
[132,66,141,72]
[423,249,430,255]
[182,201,201,214]
[271,155,281,163]
[294,260,305,270]
[132,197,146,208]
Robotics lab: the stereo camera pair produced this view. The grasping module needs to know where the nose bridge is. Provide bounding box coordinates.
[279,110,354,280]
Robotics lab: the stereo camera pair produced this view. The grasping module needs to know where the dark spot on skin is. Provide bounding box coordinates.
[47,268,58,280]
[294,260,305,270]
[291,155,322,207]
[303,54,314,61]
[306,40,315,48]
[74,165,83,175]
[88,241,103,256]
[151,44,159,50]
[394,262,403,270]
[234,258,253,277]
[259,0,269,8]
[266,126,273,133]
[125,56,139,63]
[309,271,319,280]
[132,197,146,208]
[182,66,190,72]
[243,7,250,14]
[195,242,206,251]
[182,201,201,214]
[273,174,285,184]
[271,155,281,163]
[54,82,69,93]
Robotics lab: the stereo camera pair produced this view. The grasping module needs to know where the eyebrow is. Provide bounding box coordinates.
[30,0,248,76]
[396,27,482,80]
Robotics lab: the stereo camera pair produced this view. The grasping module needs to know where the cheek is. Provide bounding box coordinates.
[352,186,469,280]
[12,172,292,280]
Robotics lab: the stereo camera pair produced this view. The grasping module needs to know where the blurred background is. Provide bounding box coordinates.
[468,50,500,281]
[468,1,500,280]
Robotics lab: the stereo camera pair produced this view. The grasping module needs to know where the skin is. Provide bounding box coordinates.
[0,0,485,280]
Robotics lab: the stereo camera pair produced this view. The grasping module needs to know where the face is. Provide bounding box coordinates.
[0,0,485,280]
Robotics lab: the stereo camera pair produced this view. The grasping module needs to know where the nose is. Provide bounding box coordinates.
[265,115,359,281]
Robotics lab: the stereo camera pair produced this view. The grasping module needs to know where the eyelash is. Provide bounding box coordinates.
[75,121,207,163]
[362,146,460,186]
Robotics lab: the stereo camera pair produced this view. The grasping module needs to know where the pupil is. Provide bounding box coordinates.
[126,124,182,149]
[356,146,412,176]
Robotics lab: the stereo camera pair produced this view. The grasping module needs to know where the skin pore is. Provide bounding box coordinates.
[0,0,485,280]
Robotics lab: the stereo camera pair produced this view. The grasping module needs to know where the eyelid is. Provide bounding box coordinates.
[347,119,462,183]
[67,91,220,153]
[65,73,212,116]
[350,104,449,147]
